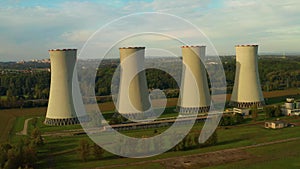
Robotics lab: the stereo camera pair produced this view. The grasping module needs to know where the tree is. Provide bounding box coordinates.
[0,139,37,169]
[4,149,19,169]
[220,115,232,126]
[41,88,50,99]
[31,128,44,146]
[31,118,38,128]
[183,134,195,150]
[6,89,13,102]
[250,106,258,121]
[0,144,12,168]
[233,113,244,124]
[34,84,42,99]
[274,105,282,117]
[23,145,37,168]
[173,141,184,151]
[109,112,127,125]
[204,131,218,146]
[264,106,274,119]
[78,139,90,162]
[92,143,104,160]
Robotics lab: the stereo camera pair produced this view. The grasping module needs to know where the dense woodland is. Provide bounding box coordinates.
[1,56,300,109]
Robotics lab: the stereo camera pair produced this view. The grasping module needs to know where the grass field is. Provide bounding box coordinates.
[33,116,300,169]
[0,107,46,142]
[2,89,300,168]
[204,139,300,169]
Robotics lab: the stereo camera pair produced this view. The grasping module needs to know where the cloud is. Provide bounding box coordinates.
[0,0,299,61]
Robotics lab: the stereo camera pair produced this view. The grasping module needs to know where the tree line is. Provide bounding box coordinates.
[76,130,218,162]
[1,56,300,109]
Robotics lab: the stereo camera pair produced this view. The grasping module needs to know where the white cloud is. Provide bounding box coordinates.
[0,0,299,61]
[61,30,94,43]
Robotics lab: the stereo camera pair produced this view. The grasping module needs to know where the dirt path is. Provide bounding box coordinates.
[94,137,300,169]
[16,117,33,135]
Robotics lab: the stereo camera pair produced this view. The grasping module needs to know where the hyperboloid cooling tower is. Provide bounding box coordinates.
[230,45,265,108]
[177,46,211,114]
[117,47,151,119]
[45,49,82,125]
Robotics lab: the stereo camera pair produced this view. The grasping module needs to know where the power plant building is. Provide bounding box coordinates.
[116,47,151,119]
[45,49,86,125]
[230,45,265,108]
[177,46,211,114]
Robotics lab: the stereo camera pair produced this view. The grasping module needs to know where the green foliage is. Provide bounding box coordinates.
[2,56,300,110]
[78,139,90,162]
[263,105,282,119]
[30,128,44,146]
[0,138,37,169]
[250,106,258,121]
[31,118,38,128]
[92,143,105,160]
[172,131,218,152]
[264,106,275,118]
[232,113,244,124]
[220,114,244,126]
[109,112,127,125]
[274,105,282,117]
[201,131,218,147]
[0,144,11,168]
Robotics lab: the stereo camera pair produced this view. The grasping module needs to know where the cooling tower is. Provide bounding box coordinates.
[230,45,265,108]
[45,49,83,125]
[177,46,211,114]
[116,47,151,119]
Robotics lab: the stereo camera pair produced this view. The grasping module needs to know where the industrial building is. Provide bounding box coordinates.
[177,46,211,114]
[116,47,152,120]
[45,49,87,125]
[282,98,300,116]
[230,45,265,108]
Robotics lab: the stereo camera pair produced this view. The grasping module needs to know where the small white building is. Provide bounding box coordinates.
[265,121,287,129]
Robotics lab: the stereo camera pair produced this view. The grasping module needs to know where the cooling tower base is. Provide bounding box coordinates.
[230,101,265,108]
[176,106,210,114]
[44,115,90,126]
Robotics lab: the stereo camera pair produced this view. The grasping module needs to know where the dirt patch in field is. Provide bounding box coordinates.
[159,149,254,169]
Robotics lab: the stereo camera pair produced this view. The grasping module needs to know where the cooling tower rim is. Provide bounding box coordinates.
[235,44,258,47]
[48,49,77,51]
[119,47,145,49]
[181,45,206,48]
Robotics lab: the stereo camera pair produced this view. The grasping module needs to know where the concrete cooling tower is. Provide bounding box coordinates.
[45,49,85,125]
[116,47,151,119]
[230,45,265,108]
[177,46,211,114]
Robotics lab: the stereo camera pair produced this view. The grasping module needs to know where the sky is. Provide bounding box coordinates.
[0,0,299,61]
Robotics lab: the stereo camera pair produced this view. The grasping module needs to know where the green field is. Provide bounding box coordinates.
[30,116,300,169]
[204,140,300,169]
[1,89,300,168]
[0,107,46,142]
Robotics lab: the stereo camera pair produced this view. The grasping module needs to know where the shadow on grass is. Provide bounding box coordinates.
[216,138,246,146]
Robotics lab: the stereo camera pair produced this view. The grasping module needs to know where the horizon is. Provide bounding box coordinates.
[1,53,300,63]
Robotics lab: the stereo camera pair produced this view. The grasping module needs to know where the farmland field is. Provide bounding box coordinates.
[35,117,300,169]
[0,107,46,142]
[1,89,300,168]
